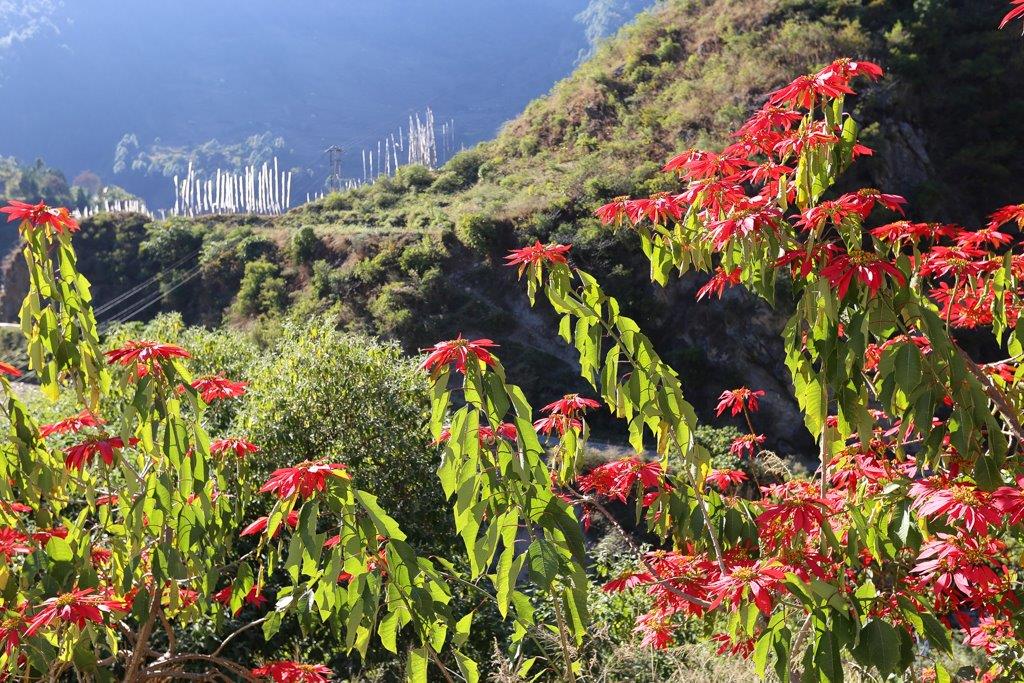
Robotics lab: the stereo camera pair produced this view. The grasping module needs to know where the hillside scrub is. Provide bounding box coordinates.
[5,10,1024,673]
[5,2,1021,462]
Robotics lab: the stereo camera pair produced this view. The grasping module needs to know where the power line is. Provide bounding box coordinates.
[8,251,207,384]
[93,248,202,318]
[103,263,205,325]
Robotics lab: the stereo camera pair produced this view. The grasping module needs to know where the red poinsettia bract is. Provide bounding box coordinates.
[213,584,268,615]
[533,413,582,437]
[1001,1,1024,29]
[540,393,601,416]
[696,266,742,301]
[260,461,348,500]
[705,469,747,491]
[709,561,786,616]
[0,200,78,234]
[187,375,248,403]
[909,476,1002,534]
[819,249,905,299]
[715,387,765,417]
[240,510,300,538]
[577,458,663,503]
[912,534,1006,600]
[63,436,139,471]
[210,437,260,458]
[420,336,497,374]
[251,661,333,683]
[105,340,191,370]
[0,528,31,562]
[39,409,104,438]
[505,241,571,275]
[24,589,127,636]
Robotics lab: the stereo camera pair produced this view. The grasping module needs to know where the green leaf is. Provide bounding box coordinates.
[354,489,407,541]
[379,607,402,653]
[453,611,473,647]
[525,539,561,589]
[45,536,73,563]
[918,612,952,654]
[812,625,843,682]
[893,343,921,393]
[406,646,429,683]
[852,619,899,677]
[454,650,480,683]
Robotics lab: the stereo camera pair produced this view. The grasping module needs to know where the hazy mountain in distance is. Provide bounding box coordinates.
[0,0,652,207]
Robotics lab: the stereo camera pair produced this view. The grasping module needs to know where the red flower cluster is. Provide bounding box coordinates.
[540,393,601,415]
[0,528,31,562]
[260,461,347,500]
[251,661,333,683]
[505,241,571,275]
[105,340,190,377]
[695,266,741,301]
[186,374,248,403]
[435,422,518,447]
[23,589,127,636]
[210,437,260,458]
[213,584,268,615]
[709,561,786,616]
[420,335,497,374]
[39,410,105,438]
[819,249,906,300]
[715,387,764,417]
[0,200,78,234]
[1001,1,1024,29]
[63,436,139,471]
[577,458,663,503]
[240,510,300,538]
[705,468,747,491]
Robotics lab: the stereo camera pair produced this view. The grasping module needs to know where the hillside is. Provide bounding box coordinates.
[4,0,1022,457]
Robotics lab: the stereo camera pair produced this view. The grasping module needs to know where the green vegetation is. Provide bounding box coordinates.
[9,0,1022,446]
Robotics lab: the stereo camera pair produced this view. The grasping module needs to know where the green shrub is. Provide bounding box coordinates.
[429,171,465,194]
[235,259,288,316]
[395,164,434,190]
[235,234,279,262]
[368,281,416,336]
[310,259,340,300]
[455,212,506,253]
[654,35,681,62]
[290,225,320,264]
[321,192,349,211]
[398,236,447,274]
[443,148,487,186]
[517,135,540,156]
[235,319,452,548]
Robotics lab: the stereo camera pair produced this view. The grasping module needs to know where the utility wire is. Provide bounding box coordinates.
[8,250,206,383]
[103,263,204,324]
[93,248,202,317]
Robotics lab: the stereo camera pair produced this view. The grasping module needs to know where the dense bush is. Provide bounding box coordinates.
[235,258,288,316]
[394,164,435,191]
[290,225,320,264]
[233,319,451,546]
[455,212,506,253]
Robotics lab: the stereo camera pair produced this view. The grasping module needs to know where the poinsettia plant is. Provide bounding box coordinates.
[429,44,1024,683]
[0,205,484,681]
[2,8,1023,683]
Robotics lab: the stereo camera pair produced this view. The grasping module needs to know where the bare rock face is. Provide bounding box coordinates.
[875,118,934,193]
[0,244,26,323]
[655,274,813,461]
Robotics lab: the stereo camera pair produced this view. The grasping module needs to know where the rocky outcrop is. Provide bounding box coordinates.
[0,245,27,323]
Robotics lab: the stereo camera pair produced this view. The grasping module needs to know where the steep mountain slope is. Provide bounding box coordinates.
[4,0,1022,456]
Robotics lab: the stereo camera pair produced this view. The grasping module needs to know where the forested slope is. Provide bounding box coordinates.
[3,0,1021,456]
